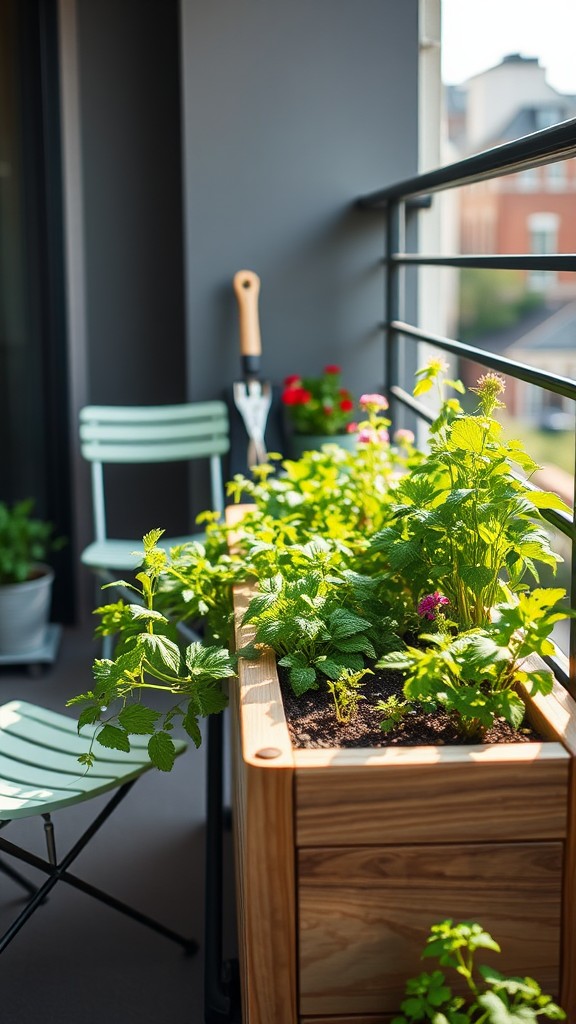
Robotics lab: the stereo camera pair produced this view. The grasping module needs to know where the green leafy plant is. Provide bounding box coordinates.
[392,919,566,1022]
[240,567,376,697]
[281,364,355,435]
[326,667,372,724]
[67,530,235,771]
[0,498,65,584]
[370,367,569,630]
[377,693,412,733]
[378,587,572,739]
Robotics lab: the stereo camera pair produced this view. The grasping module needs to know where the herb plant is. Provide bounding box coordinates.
[392,919,566,1022]
[326,667,372,723]
[67,530,235,771]
[378,588,571,739]
[0,498,64,584]
[370,368,568,630]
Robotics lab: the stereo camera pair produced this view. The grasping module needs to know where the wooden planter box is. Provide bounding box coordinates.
[230,579,576,1024]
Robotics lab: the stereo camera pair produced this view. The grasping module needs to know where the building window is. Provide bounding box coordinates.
[518,168,539,191]
[527,211,559,291]
[546,162,567,191]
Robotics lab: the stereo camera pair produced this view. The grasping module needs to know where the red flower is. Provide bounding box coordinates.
[324,364,341,375]
[339,398,354,412]
[283,374,301,387]
[282,386,311,406]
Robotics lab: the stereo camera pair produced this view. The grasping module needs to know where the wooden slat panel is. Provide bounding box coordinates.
[541,678,576,1021]
[296,756,569,845]
[231,573,297,1024]
[299,842,563,1017]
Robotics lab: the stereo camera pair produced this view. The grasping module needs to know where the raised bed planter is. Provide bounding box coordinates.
[230,578,576,1024]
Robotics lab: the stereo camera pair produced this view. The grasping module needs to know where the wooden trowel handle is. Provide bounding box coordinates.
[233,270,262,359]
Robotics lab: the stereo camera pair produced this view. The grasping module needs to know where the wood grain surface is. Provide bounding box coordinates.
[299,842,563,1017]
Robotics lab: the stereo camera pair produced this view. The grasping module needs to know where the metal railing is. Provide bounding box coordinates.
[357,116,576,693]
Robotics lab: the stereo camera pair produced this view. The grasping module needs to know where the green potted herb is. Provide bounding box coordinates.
[0,498,64,655]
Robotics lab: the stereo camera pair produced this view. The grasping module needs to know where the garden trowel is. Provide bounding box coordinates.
[232,269,272,467]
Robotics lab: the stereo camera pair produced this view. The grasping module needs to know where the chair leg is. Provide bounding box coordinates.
[0,783,198,956]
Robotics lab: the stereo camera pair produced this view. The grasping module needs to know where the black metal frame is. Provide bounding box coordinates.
[358,116,576,693]
[0,782,198,956]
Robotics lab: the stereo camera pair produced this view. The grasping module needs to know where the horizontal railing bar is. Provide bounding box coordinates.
[389,384,575,539]
[389,320,576,400]
[358,117,576,206]
[389,253,576,271]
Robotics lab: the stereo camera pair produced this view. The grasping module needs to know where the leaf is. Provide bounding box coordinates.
[148,731,177,772]
[289,665,318,696]
[459,564,494,595]
[193,681,228,717]
[527,490,572,514]
[450,417,486,454]
[495,690,526,730]
[328,607,372,638]
[334,635,376,657]
[182,707,203,748]
[77,705,103,731]
[117,704,160,735]
[185,642,235,680]
[96,724,131,752]
[139,633,183,676]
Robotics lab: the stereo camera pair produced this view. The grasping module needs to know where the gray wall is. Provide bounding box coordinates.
[69,0,420,603]
[180,0,419,410]
[76,0,188,540]
[78,0,185,407]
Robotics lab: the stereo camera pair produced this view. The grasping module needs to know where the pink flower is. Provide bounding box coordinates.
[359,393,389,411]
[394,428,415,446]
[417,592,450,620]
[358,427,389,445]
[346,422,359,434]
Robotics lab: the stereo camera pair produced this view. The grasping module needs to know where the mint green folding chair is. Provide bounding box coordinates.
[79,402,230,654]
[79,401,230,575]
[0,699,195,954]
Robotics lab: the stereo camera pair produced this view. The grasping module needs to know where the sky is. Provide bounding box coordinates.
[441,0,576,95]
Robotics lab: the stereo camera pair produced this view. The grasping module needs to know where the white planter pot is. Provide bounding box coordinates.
[0,565,54,654]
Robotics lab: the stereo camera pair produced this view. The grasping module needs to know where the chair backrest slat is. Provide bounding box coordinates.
[80,402,229,464]
[79,401,230,541]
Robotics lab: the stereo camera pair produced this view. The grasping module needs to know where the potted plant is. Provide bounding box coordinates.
[281,364,357,457]
[221,368,576,1024]
[0,498,64,656]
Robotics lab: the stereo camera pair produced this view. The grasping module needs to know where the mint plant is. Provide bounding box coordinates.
[67,530,235,771]
[370,367,569,630]
[239,568,376,697]
[392,919,566,1022]
[378,588,572,739]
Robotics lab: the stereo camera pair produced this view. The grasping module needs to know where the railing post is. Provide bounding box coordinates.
[384,199,404,422]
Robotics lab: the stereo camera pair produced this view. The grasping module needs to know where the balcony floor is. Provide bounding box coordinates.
[0,623,238,1023]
